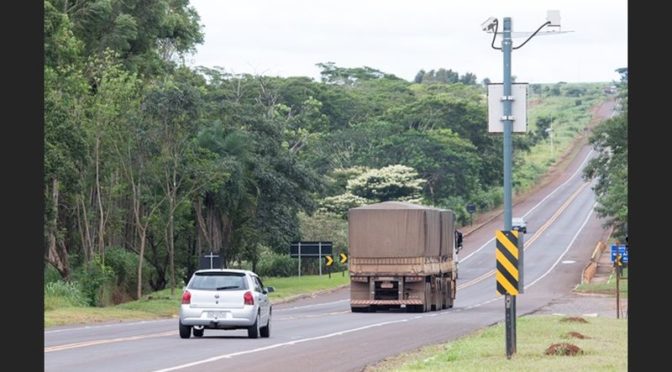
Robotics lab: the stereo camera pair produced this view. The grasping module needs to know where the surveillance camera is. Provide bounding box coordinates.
[481,17,497,32]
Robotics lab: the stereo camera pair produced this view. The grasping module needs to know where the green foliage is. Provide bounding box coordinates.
[44,264,64,284]
[257,251,297,278]
[103,247,155,299]
[73,255,116,307]
[44,281,89,310]
[583,111,628,238]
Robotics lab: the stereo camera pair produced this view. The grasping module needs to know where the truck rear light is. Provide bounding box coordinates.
[181,290,191,304]
[243,291,254,305]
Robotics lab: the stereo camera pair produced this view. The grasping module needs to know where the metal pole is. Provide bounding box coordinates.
[298,242,302,277]
[505,294,513,359]
[502,16,515,359]
[503,17,513,233]
[616,257,620,319]
[319,242,323,276]
[512,295,516,353]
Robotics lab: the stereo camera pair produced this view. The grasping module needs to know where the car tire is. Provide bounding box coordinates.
[179,322,191,339]
[260,315,271,338]
[193,328,204,338]
[248,313,260,339]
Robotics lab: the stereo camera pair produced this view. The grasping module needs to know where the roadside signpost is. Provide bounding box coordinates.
[610,244,628,266]
[467,203,476,225]
[290,241,333,277]
[611,243,628,318]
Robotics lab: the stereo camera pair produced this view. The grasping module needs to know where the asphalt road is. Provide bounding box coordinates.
[45,103,614,372]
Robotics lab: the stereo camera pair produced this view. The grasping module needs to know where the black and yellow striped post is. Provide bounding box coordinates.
[496,230,519,295]
[496,230,519,359]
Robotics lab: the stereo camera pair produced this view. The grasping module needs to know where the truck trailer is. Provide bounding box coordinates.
[348,201,462,313]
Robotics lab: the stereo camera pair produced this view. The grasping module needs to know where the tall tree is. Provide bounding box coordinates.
[583,111,628,238]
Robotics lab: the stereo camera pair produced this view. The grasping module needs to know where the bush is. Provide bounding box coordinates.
[257,252,297,277]
[44,263,63,284]
[72,255,116,307]
[44,280,88,310]
[104,247,154,302]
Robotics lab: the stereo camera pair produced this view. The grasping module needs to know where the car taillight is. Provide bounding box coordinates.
[243,291,254,305]
[181,290,191,304]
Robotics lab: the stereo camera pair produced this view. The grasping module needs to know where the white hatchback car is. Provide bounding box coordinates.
[512,217,527,234]
[179,269,274,339]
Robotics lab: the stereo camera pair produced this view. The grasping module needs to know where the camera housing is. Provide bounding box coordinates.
[481,17,497,32]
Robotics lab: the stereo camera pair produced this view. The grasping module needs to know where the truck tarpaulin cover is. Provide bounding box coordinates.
[348,201,455,258]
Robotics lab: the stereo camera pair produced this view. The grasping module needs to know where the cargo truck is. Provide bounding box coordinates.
[348,201,462,312]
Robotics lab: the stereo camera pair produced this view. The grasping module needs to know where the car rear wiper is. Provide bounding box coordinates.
[216,286,240,290]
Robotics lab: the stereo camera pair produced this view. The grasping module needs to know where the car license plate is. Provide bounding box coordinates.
[208,311,229,319]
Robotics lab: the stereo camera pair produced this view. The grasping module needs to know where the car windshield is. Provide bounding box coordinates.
[189,272,248,291]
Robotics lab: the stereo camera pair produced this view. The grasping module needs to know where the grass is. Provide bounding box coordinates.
[45,272,350,328]
[576,269,628,297]
[514,84,609,194]
[366,315,627,372]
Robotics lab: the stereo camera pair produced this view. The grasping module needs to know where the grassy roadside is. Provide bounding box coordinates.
[576,269,628,297]
[366,315,627,372]
[45,272,350,328]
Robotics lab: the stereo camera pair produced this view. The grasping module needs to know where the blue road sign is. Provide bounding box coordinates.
[610,244,628,264]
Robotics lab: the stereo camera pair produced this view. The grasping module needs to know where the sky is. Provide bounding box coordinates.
[185,0,627,84]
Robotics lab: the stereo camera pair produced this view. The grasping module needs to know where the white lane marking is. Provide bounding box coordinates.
[155,205,596,372]
[153,317,425,372]
[45,318,175,334]
[46,300,349,335]
[524,204,596,289]
[276,299,349,312]
[562,260,576,264]
[460,150,594,264]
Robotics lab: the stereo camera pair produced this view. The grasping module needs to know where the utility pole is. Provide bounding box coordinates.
[501,16,516,360]
[484,10,567,360]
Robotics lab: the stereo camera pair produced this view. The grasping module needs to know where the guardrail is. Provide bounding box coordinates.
[581,241,606,284]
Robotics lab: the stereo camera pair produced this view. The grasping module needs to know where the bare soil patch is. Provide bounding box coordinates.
[545,343,583,356]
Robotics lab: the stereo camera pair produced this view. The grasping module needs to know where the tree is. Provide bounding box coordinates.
[56,0,204,77]
[583,111,628,238]
[347,164,426,203]
[45,1,89,278]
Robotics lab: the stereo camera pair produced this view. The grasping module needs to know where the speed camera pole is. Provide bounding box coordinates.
[486,12,567,359]
[501,17,515,360]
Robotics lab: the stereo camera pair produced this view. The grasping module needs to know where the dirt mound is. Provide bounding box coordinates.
[560,316,588,323]
[565,331,589,339]
[545,343,583,356]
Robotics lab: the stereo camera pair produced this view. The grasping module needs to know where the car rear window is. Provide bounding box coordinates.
[189,272,248,290]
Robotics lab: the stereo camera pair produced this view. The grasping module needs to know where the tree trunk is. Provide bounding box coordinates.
[136,227,146,299]
[95,136,105,262]
[46,178,70,279]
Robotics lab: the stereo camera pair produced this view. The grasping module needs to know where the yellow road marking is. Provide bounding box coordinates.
[457,182,590,290]
[45,330,176,353]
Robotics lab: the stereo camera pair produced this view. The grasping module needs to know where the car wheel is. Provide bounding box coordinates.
[260,315,271,338]
[179,322,191,339]
[247,313,260,339]
[193,328,204,338]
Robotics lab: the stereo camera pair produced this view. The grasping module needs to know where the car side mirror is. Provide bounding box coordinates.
[265,286,275,293]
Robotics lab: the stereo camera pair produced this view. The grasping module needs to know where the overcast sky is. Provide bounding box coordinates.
[186,0,627,84]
